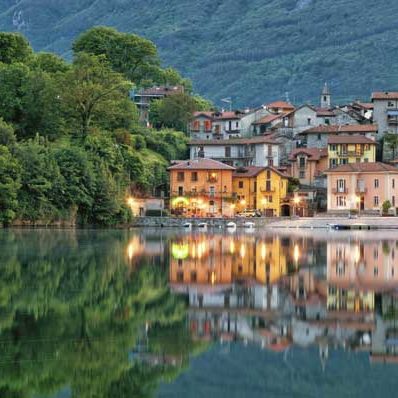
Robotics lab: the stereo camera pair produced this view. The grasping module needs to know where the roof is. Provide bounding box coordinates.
[266,101,295,110]
[316,108,336,117]
[139,86,184,96]
[193,110,247,121]
[189,136,280,146]
[353,102,374,110]
[372,92,398,101]
[289,147,328,161]
[299,124,378,135]
[233,166,265,178]
[324,162,398,174]
[253,114,284,125]
[168,158,235,171]
[327,135,376,144]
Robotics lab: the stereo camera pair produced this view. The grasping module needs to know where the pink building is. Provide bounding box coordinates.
[325,162,398,213]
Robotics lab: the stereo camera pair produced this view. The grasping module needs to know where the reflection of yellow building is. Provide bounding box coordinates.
[169,235,288,286]
[327,286,374,312]
[232,166,289,216]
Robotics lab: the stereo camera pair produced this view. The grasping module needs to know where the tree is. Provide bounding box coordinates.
[0,146,20,225]
[0,119,16,148]
[73,26,160,86]
[384,133,398,160]
[60,53,133,137]
[0,32,32,64]
[149,93,208,132]
[29,52,70,74]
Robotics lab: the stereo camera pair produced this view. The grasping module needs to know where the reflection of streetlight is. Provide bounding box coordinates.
[240,199,247,206]
[355,195,361,217]
[231,203,236,217]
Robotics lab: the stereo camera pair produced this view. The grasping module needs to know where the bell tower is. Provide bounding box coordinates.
[320,82,331,108]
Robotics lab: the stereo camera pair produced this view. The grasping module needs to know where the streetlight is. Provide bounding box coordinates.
[293,197,301,217]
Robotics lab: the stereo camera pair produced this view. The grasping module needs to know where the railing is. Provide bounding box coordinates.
[337,151,364,157]
[260,187,275,193]
[355,187,367,194]
[332,187,348,194]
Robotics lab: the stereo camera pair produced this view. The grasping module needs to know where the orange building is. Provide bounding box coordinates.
[168,158,235,217]
[289,148,329,187]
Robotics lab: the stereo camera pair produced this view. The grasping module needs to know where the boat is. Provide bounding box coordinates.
[244,221,255,232]
[183,222,192,230]
[226,222,237,232]
[197,222,208,231]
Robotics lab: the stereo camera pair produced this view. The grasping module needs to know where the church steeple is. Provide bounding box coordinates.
[321,82,331,108]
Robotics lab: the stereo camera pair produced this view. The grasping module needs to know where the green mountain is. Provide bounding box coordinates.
[1,0,398,107]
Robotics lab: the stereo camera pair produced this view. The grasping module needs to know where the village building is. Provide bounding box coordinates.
[265,100,295,114]
[298,124,378,149]
[232,166,289,216]
[289,148,328,188]
[371,91,398,137]
[327,135,377,169]
[325,162,398,214]
[168,158,235,217]
[189,108,269,140]
[189,136,282,168]
[132,85,184,124]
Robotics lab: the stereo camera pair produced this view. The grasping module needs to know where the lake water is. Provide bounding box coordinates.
[1,228,398,397]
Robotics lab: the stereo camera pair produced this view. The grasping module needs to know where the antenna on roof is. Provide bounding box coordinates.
[221,97,232,111]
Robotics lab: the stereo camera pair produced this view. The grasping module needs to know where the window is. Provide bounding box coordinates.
[356,158,361,163]
[393,179,395,189]
[209,187,215,197]
[317,133,321,141]
[223,185,227,193]
[268,195,273,203]
[192,120,200,131]
[178,186,184,196]
[191,187,197,194]
[177,172,184,182]
[330,144,337,151]
[374,179,379,188]
[307,118,312,125]
[340,159,348,165]
[393,196,396,207]
[388,101,395,107]
[191,172,198,182]
[374,196,379,206]
[337,179,346,192]
[177,271,184,282]
[208,172,218,182]
[299,170,305,179]
[266,181,272,191]
[374,267,378,277]
[325,118,330,125]
[336,196,346,207]
[236,121,239,128]
[330,158,337,168]
[191,271,197,283]
[204,120,212,131]
[298,156,306,168]
[225,146,231,158]
[238,181,244,189]
[267,170,271,179]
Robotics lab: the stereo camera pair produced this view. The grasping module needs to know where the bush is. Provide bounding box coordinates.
[382,200,392,215]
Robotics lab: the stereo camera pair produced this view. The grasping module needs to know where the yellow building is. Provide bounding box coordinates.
[232,166,289,216]
[327,286,374,312]
[328,135,376,169]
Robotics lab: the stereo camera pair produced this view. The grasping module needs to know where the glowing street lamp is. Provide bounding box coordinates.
[293,196,301,217]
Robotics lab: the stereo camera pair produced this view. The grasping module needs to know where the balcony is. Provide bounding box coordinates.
[332,187,348,194]
[337,151,364,157]
[260,186,275,193]
[355,187,367,194]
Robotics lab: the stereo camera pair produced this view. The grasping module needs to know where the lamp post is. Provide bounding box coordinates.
[293,197,301,217]
[262,198,267,217]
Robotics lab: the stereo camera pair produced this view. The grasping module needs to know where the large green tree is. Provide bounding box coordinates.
[0,32,32,64]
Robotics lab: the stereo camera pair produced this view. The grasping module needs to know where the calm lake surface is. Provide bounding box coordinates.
[1,228,398,397]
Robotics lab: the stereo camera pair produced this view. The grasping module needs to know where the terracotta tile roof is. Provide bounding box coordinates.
[325,162,398,173]
[233,166,265,178]
[354,102,374,110]
[372,92,398,100]
[253,114,284,125]
[299,124,378,135]
[266,101,295,110]
[289,147,328,161]
[189,136,280,146]
[168,158,235,171]
[316,108,336,117]
[193,111,246,121]
[327,135,377,144]
[266,166,290,178]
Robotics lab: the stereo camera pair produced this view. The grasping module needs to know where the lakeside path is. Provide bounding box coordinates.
[268,216,398,229]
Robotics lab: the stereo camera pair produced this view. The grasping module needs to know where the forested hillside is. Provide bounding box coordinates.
[1,0,398,106]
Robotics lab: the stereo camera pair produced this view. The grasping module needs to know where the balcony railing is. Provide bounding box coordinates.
[332,187,348,194]
[355,187,367,194]
[260,187,275,193]
[337,151,364,157]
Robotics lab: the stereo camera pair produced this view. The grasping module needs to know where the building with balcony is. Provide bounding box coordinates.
[297,124,378,149]
[189,136,281,168]
[168,158,235,217]
[190,108,269,140]
[232,166,289,216]
[372,92,398,138]
[325,162,398,213]
[289,147,328,187]
[327,135,377,169]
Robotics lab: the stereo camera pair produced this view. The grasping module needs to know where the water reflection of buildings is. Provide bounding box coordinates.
[167,232,398,365]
